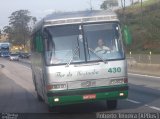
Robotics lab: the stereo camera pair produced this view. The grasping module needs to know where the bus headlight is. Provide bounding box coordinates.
[109,78,128,85]
[54,98,59,102]
[47,83,67,91]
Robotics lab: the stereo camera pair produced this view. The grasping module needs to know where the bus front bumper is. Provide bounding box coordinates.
[47,85,128,106]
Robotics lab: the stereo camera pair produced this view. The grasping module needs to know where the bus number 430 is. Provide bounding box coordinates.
[108,67,121,73]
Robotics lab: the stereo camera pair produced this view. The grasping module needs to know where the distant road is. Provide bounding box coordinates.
[0,57,160,118]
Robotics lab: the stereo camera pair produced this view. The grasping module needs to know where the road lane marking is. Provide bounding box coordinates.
[23,65,31,70]
[126,99,141,104]
[128,73,160,79]
[145,104,160,111]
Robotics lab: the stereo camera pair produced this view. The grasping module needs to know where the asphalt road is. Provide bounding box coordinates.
[0,57,160,119]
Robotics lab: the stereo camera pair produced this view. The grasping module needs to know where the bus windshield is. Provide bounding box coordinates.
[44,25,85,65]
[83,23,124,61]
[44,22,124,65]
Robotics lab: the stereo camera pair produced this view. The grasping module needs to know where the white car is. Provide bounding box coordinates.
[9,53,19,61]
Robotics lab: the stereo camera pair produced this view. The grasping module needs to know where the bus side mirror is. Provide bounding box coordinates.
[122,25,132,45]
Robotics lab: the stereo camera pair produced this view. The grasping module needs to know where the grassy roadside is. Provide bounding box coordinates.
[128,63,160,77]
[117,0,160,54]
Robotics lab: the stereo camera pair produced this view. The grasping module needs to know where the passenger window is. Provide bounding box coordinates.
[33,31,43,53]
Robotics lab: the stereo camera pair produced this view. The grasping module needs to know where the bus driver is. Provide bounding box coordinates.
[95,38,110,54]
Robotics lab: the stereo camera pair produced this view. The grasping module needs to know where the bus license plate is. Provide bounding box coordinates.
[83,94,96,100]
[81,80,96,88]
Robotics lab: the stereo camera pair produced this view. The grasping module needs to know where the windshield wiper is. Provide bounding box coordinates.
[65,47,80,67]
[88,48,107,64]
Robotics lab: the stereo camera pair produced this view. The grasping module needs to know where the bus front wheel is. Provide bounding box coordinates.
[106,100,117,110]
[48,105,60,113]
[48,106,54,112]
[34,82,43,101]
[36,91,43,102]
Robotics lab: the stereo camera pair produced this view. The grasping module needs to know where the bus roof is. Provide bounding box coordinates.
[33,10,119,33]
[0,42,10,45]
[45,10,117,21]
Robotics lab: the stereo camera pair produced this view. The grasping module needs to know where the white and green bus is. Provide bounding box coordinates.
[31,10,128,110]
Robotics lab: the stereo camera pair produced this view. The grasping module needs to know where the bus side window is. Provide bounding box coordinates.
[46,39,55,52]
[44,30,55,64]
[33,31,43,53]
[43,29,55,52]
[31,36,35,52]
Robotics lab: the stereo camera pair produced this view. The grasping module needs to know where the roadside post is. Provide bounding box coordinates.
[129,51,131,59]
[129,51,132,67]
[139,54,141,63]
[149,51,152,64]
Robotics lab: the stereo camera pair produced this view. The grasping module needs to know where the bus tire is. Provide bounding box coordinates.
[48,106,53,112]
[48,105,60,113]
[37,91,43,102]
[106,100,117,110]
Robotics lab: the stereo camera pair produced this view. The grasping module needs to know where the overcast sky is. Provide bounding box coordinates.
[0,0,132,30]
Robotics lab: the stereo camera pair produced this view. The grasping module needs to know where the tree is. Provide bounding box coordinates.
[141,0,143,25]
[32,17,37,25]
[30,17,37,30]
[130,0,134,5]
[9,10,31,48]
[0,29,1,39]
[100,0,118,10]
[4,10,36,50]
[121,0,124,8]
[3,26,13,42]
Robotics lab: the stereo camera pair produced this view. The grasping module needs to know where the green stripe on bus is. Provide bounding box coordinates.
[48,90,128,106]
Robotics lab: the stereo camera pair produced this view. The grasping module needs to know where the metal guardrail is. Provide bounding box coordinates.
[127,54,160,64]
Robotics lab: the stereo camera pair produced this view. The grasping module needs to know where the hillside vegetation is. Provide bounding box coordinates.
[116,0,160,54]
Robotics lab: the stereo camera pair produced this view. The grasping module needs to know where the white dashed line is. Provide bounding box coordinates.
[128,73,160,79]
[126,99,160,111]
[145,104,160,111]
[23,65,31,70]
[126,99,141,104]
